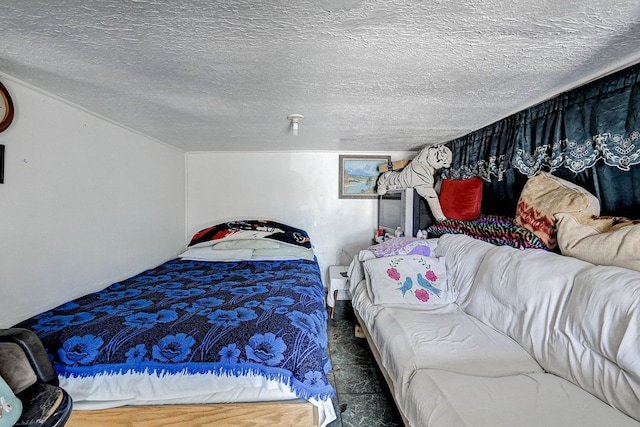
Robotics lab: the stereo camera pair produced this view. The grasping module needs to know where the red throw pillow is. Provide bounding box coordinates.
[440,177,483,220]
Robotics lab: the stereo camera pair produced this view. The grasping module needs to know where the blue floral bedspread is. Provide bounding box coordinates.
[14,258,334,401]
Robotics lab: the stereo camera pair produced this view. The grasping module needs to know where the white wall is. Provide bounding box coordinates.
[186,151,413,286]
[0,76,415,326]
[0,77,186,327]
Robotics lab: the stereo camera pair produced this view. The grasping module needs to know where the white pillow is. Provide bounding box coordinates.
[190,238,282,250]
[212,239,282,250]
[252,246,315,261]
[364,255,453,306]
[178,247,254,261]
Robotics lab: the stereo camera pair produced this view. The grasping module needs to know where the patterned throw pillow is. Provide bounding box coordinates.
[364,255,454,306]
[556,213,640,272]
[427,215,547,250]
[514,172,600,249]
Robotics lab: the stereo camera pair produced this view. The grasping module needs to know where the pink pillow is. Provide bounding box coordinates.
[440,177,483,220]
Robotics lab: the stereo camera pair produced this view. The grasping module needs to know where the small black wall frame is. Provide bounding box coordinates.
[0,144,5,184]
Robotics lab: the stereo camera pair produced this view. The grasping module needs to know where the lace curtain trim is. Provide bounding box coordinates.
[446,130,640,180]
[444,155,507,181]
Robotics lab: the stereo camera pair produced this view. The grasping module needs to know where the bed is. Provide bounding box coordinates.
[12,219,336,427]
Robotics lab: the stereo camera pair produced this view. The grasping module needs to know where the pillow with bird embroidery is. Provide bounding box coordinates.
[364,255,453,306]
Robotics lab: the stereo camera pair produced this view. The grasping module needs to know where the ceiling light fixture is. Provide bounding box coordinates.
[287,114,304,136]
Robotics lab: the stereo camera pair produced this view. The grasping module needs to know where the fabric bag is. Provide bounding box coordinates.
[0,375,21,427]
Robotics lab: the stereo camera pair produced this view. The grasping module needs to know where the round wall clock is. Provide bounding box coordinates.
[0,81,15,132]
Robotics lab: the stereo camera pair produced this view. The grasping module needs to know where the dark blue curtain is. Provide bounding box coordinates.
[444,62,640,217]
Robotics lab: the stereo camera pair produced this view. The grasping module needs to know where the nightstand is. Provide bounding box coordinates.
[328,265,350,319]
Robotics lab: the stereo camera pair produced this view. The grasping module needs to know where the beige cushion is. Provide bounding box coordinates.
[514,172,600,248]
[556,213,640,272]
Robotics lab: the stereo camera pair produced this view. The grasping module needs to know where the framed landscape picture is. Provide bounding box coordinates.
[338,155,390,199]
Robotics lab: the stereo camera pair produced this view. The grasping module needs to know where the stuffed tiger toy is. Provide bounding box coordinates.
[376,145,452,221]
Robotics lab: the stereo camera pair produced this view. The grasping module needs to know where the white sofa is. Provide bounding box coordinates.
[349,234,640,427]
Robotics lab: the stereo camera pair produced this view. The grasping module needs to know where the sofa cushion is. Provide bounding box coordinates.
[556,213,640,272]
[439,177,483,220]
[550,265,640,422]
[349,272,386,329]
[464,244,592,363]
[363,255,454,306]
[361,304,542,406]
[402,370,640,427]
[434,234,495,306]
[514,172,600,248]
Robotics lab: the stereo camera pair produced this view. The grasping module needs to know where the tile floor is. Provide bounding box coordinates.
[326,300,403,427]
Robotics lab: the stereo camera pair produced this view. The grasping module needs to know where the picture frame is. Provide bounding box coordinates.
[338,155,390,199]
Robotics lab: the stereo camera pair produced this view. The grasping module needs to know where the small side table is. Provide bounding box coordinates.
[328,265,351,319]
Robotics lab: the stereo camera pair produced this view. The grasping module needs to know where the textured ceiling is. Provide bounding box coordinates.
[1,0,640,152]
